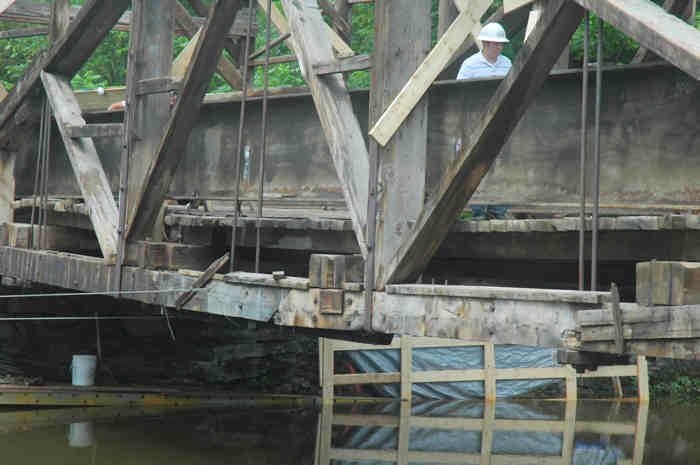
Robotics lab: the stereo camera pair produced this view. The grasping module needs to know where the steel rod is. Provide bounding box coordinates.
[255,0,273,274]
[578,12,590,291]
[591,17,604,291]
[230,0,255,273]
[29,98,47,251]
[38,101,51,251]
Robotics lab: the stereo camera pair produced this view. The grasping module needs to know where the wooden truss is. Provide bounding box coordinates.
[0,0,697,288]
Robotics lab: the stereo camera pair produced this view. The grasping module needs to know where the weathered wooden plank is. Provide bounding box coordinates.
[370,1,430,290]
[125,241,217,271]
[4,222,99,251]
[0,0,131,133]
[636,261,700,306]
[0,0,253,37]
[387,284,610,304]
[188,0,246,83]
[313,54,371,75]
[171,27,201,81]
[48,0,70,43]
[381,0,584,285]
[578,303,700,326]
[0,26,47,40]
[368,0,492,147]
[135,77,181,96]
[572,0,700,80]
[124,0,174,246]
[223,271,310,290]
[173,0,242,89]
[126,0,244,242]
[280,0,369,258]
[256,0,354,60]
[40,71,119,261]
[175,254,228,310]
[632,0,696,63]
[64,123,123,138]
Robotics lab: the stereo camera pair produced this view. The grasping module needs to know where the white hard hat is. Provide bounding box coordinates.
[477,22,509,43]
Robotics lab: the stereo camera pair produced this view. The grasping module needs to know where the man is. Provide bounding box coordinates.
[457,22,511,220]
[457,22,512,80]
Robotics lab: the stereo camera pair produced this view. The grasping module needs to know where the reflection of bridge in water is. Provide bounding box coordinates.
[317,400,648,465]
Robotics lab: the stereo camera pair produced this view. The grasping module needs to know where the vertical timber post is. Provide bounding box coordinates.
[371,1,431,290]
[126,0,174,242]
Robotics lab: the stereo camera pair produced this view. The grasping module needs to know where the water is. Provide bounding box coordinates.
[0,399,697,464]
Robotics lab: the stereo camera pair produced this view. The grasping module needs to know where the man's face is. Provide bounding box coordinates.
[482,41,504,61]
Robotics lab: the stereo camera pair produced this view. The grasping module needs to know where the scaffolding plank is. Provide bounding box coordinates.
[368,0,491,147]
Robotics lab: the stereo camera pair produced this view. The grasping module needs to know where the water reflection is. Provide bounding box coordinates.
[0,404,317,464]
[0,399,698,463]
[316,400,649,465]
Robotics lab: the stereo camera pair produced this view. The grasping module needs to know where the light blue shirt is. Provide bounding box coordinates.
[456,52,512,80]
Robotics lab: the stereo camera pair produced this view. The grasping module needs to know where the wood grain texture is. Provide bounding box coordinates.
[368,0,491,147]
[573,0,700,80]
[173,0,242,89]
[381,0,584,285]
[126,0,244,241]
[40,71,119,261]
[371,0,431,289]
[125,0,174,243]
[280,0,369,258]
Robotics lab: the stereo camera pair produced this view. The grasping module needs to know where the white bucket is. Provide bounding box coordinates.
[68,422,94,448]
[71,355,97,386]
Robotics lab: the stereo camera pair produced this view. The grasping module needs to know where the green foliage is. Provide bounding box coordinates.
[651,375,700,403]
[569,16,640,67]
[1,0,699,93]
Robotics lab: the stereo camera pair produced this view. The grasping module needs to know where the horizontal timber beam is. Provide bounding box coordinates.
[64,123,123,138]
[0,26,47,39]
[381,0,585,285]
[313,54,371,75]
[2,247,700,360]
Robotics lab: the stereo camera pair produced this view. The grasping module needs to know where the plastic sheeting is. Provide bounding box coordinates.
[334,400,628,465]
[346,339,560,398]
